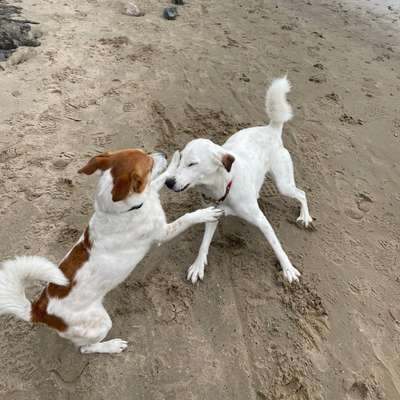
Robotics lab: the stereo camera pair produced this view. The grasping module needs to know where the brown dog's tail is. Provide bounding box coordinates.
[0,256,68,322]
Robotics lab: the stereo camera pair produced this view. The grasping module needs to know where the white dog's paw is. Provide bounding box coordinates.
[296,215,315,230]
[282,265,301,283]
[193,206,224,224]
[187,262,205,284]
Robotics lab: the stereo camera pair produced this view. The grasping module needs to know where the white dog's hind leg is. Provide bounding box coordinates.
[68,308,127,354]
[80,339,128,354]
[270,148,313,228]
[238,204,301,283]
[187,221,218,284]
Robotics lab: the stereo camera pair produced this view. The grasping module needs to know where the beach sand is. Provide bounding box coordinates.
[0,0,399,398]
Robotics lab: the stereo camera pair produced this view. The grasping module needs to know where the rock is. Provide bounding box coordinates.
[0,3,40,61]
[163,6,178,20]
[6,47,37,65]
[172,0,185,4]
[123,2,144,17]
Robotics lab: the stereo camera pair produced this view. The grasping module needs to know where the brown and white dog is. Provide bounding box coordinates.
[0,149,222,353]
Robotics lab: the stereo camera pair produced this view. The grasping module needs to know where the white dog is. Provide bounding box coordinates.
[166,77,313,284]
[0,149,222,353]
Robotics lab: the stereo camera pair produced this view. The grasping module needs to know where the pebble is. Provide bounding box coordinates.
[163,6,178,20]
[123,2,144,16]
[345,207,363,220]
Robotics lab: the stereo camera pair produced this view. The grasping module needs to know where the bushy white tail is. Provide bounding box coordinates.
[265,77,293,125]
[0,256,68,321]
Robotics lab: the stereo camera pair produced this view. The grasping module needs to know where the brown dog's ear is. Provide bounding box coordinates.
[221,153,235,172]
[111,174,131,202]
[78,153,111,175]
[131,173,146,193]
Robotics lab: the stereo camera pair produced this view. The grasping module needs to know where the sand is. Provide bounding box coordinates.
[0,0,399,399]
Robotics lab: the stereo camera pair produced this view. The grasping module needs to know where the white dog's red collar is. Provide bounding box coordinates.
[217,180,233,203]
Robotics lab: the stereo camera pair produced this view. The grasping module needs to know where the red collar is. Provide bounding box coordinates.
[217,180,233,203]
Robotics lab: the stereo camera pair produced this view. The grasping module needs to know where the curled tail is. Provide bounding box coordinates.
[0,256,68,322]
[265,76,293,126]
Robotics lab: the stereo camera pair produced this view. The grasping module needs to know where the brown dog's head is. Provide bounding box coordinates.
[79,149,166,213]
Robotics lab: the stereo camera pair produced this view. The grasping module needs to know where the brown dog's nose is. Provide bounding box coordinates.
[165,178,176,190]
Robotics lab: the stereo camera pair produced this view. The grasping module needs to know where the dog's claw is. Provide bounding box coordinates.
[187,262,205,284]
[282,265,301,283]
[296,216,315,231]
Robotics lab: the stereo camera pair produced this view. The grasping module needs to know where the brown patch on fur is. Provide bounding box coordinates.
[31,228,92,331]
[79,149,154,201]
[47,228,91,298]
[31,291,68,332]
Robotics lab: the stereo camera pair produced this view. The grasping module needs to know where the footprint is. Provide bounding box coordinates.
[339,113,364,125]
[356,193,373,212]
[91,132,114,148]
[309,74,327,83]
[347,381,369,400]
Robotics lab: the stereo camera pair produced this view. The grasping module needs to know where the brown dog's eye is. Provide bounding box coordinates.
[187,162,198,167]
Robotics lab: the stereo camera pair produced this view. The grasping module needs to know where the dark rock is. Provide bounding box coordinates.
[163,6,178,20]
[0,0,40,61]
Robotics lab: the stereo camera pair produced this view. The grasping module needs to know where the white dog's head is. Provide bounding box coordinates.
[79,149,166,213]
[165,139,235,192]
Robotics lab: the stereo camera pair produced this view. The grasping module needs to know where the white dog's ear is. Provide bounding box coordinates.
[221,153,235,172]
[213,150,235,172]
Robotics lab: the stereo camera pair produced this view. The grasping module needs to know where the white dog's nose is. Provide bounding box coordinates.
[165,178,176,190]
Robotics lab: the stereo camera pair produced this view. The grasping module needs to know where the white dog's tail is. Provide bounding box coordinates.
[265,76,293,126]
[0,256,68,322]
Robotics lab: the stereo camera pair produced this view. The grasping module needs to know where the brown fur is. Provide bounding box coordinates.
[78,149,154,201]
[31,291,68,332]
[31,228,91,331]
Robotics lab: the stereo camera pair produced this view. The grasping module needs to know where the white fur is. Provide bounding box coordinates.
[0,256,68,321]
[0,151,222,353]
[265,76,293,125]
[168,77,313,284]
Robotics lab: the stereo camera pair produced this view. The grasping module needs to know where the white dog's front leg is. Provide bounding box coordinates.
[187,221,218,284]
[160,207,222,244]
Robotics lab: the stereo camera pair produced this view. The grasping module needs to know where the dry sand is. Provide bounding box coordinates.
[0,0,399,399]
